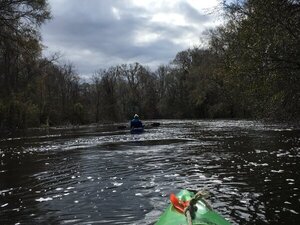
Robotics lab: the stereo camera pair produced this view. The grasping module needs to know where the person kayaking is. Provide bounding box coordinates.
[130,114,143,129]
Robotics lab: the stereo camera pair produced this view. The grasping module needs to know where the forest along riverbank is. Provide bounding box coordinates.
[0,120,299,224]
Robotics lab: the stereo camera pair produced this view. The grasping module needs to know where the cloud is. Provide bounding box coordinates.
[41,0,221,77]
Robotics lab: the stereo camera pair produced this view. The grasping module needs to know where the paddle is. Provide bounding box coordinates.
[150,122,160,127]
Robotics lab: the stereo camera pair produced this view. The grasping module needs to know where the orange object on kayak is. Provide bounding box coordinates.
[170,193,190,213]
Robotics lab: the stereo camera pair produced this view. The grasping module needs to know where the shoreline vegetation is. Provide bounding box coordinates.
[0,0,299,132]
[1,118,298,138]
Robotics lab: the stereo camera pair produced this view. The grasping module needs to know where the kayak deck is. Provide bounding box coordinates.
[155,190,231,225]
[130,127,144,134]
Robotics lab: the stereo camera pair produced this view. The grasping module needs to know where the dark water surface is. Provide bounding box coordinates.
[0,120,299,224]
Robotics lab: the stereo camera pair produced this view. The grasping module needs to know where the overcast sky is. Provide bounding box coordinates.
[41,0,222,78]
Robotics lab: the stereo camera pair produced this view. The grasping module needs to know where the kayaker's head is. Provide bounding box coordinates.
[134,114,139,119]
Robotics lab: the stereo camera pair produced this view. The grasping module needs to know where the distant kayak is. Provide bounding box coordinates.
[117,122,160,132]
[130,127,144,134]
[155,190,231,225]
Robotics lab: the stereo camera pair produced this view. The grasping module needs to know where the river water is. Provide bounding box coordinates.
[0,120,299,224]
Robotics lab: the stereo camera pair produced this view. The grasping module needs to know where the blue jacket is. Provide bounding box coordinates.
[130,118,143,128]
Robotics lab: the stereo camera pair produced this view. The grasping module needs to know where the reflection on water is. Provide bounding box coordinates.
[0,120,299,224]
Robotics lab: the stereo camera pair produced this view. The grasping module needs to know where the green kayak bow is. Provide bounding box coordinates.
[155,190,231,225]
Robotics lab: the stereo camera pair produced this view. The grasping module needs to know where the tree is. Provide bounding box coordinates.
[209,0,300,119]
[0,0,51,129]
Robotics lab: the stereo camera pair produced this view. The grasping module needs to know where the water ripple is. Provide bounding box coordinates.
[0,120,299,224]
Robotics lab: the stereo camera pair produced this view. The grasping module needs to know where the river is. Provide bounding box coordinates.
[0,120,299,224]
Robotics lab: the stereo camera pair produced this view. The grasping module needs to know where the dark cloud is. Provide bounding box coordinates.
[178,1,210,24]
[41,0,220,76]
